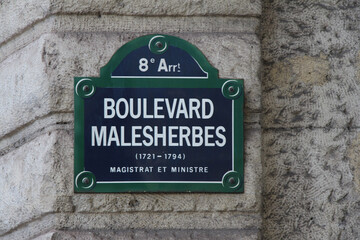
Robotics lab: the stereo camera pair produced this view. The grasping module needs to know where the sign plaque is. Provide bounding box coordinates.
[74,35,244,192]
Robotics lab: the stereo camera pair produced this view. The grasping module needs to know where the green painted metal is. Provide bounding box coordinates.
[74,34,244,193]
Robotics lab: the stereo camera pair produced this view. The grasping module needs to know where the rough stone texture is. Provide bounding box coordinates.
[347,133,360,193]
[261,1,360,239]
[0,3,261,240]
[262,1,360,129]
[2,215,58,240]
[33,229,259,240]
[0,15,259,67]
[59,212,260,230]
[0,130,73,236]
[263,129,360,239]
[51,0,261,17]
[0,0,261,44]
[0,36,75,141]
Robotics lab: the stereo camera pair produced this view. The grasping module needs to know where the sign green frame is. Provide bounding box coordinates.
[74,34,244,193]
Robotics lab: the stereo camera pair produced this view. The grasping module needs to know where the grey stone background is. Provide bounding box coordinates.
[1,0,360,239]
[262,1,360,239]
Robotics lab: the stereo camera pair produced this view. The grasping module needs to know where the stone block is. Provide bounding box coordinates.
[60,212,260,230]
[51,0,261,17]
[1,214,58,240]
[1,16,259,64]
[262,128,360,240]
[262,53,360,129]
[0,37,50,138]
[0,0,261,44]
[0,112,73,157]
[0,0,50,44]
[261,2,360,129]
[38,229,259,240]
[32,231,57,240]
[0,130,73,236]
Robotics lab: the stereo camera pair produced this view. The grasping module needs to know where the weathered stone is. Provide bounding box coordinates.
[268,55,329,92]
[1,214,58,240]
[0,37,50,138]
[1,15,259,64]
[0,0,50,44]
[50,0,261,17]
[60,212,260,230]
[261,1,360,239]
[346,133,360,194]
[262,57,360,128]
[34,229,259,240]
[32,231,57,240]
[0,0,261,44]
[0,113,73,157]
[262,128,360,239]
[262,1,360,129]
[357,51,360,82]
[261,3,360,239]
[0,130,73,236]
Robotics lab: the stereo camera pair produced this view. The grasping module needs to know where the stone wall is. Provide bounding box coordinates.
[3,0,360,239]
[0,1,262,239]
[261,1,360,239]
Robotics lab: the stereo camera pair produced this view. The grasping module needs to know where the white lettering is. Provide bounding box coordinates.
[142,126,154,146]
[179,126,191,146]
[108,126,120,146]
[131,126,142,146]
[215,126,226,147]
[165,98,177,118]
[116,98,129,119]
[192,126,203,147]
[168,126,179,146]
[189,98,201,118]
[154,98,165,118]
[104,98,115,119]
[157,58,168,72]
[120,126,131,146]
[154,126,167,146]
[202,99,214,119]
[143,99,154,118]
[129,98,141,119]
[91,126,107,146]
[204,126,215,146]
[176,99,189,119]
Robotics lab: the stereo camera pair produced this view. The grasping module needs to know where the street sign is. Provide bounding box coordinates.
[74,34,244,192]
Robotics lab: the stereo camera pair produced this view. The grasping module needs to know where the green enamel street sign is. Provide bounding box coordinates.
[74,34,244,193]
